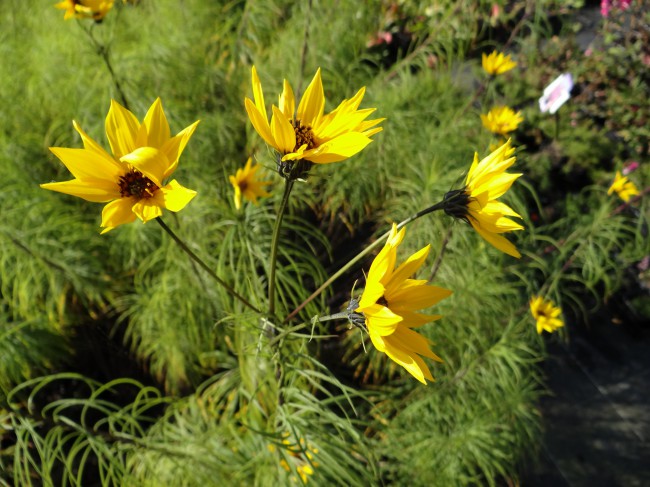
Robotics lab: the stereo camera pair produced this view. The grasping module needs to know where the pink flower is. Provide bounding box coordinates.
[602,0,632,17]
[601,0,611,17]
[622,161,639,175]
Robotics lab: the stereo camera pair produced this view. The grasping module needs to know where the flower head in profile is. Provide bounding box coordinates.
[268,436,319,484]
[482,50,517,76]
[354,224,452,384]
[41,99,200,233]
[608,171,639,202]
[245,66,384,179]
[55,0,114,21]
[481,106,523,136]
[530,296,564,334]
[442,139,523,258]
[229,157,271,210]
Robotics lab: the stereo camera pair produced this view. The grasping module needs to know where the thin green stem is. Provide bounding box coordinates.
[428,226,453,282]
[82,22,130,109]
[155,217,261,313]
[268,179,295,318]
[283,200,448,322]
[296,0,313,95]
[316,312,349,323]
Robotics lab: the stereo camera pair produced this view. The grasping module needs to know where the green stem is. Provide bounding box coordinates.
[316,311,349,323]
[283,199,448,322]
[155,217,261,313]
[268,179,295,318]
[428,226,453,282]
[82,22,130,109]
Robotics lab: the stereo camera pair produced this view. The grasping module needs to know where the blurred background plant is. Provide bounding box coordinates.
[0,1,647,486]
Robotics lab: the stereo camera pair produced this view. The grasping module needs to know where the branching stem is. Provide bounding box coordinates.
[268,179,295,318]
[156,217,260,313]
[284,200,448,322]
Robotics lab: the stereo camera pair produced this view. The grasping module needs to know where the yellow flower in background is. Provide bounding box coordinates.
[608,171,639,202]
[530,296,564,334]
[442,139,523,258]
[355,224,452,384]
[269,437,319,484]
[481,106,523,136]
[245,66,383,174]
[229,157,271,210]
[482,50,517,75]
[41,99,200,233]
[55,0,114,21]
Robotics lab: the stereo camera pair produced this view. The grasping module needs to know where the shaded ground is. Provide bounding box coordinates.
[523,305,650,486]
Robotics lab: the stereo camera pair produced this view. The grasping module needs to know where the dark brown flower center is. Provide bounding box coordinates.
[377,296,389,307]
[118,169,159,199]
[291,119,316,152]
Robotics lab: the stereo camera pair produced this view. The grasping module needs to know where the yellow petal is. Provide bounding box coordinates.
[271,105,296,154]
[471,221,521,258]
[100,197,137,233]
[105,99,140,159]
[131,198,164,222]
[315,108,377,141]
[366,243,396,288]
[245,98,276,149]
[480,200,521,219]
[40,179,120,202]
[388,245,430,287]
[302,132,372,164]
[278,79,295,118]
[472,172,522,199]
[389,282,453,310]
[159,179,197,212]
[296,68,324,126]
[251,66,267,119]
[49,147,123,182]
[357,279,385,310]
[72,120,115,161]
[120,147,169,186]
[364,304,403,336]
[141,98,171,149]
[161,120,200,179]
[382,336,433,384]
[391,325,442,362]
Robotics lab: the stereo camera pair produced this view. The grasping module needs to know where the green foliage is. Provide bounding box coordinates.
[0,0,647,486]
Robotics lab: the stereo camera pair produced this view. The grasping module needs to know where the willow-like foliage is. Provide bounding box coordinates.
[1,0,646,486]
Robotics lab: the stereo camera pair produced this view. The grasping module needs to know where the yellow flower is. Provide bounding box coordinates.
[442,139,523,258]
[608,171,639,202]
[269,437,319,484]
[244,66,383,175]
[530,296,564,334]
[41,99,200,233]
[55,0,114,21]
[355,224,452,384]
[481,106,523,136]
[228,157,272,210]
[482,50,517,75]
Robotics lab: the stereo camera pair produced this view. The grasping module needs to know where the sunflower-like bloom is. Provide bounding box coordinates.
[608,171,639,202]
[245,66,383,177]
[229,157,271,210]
[481,106,523,136]
[482,50,517,76]
[269,437,319,484]
[41,99,200,233]
[55,0,114,21]
[354,224,452,384]
[442,139,523,258]
[530,296,564,334]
